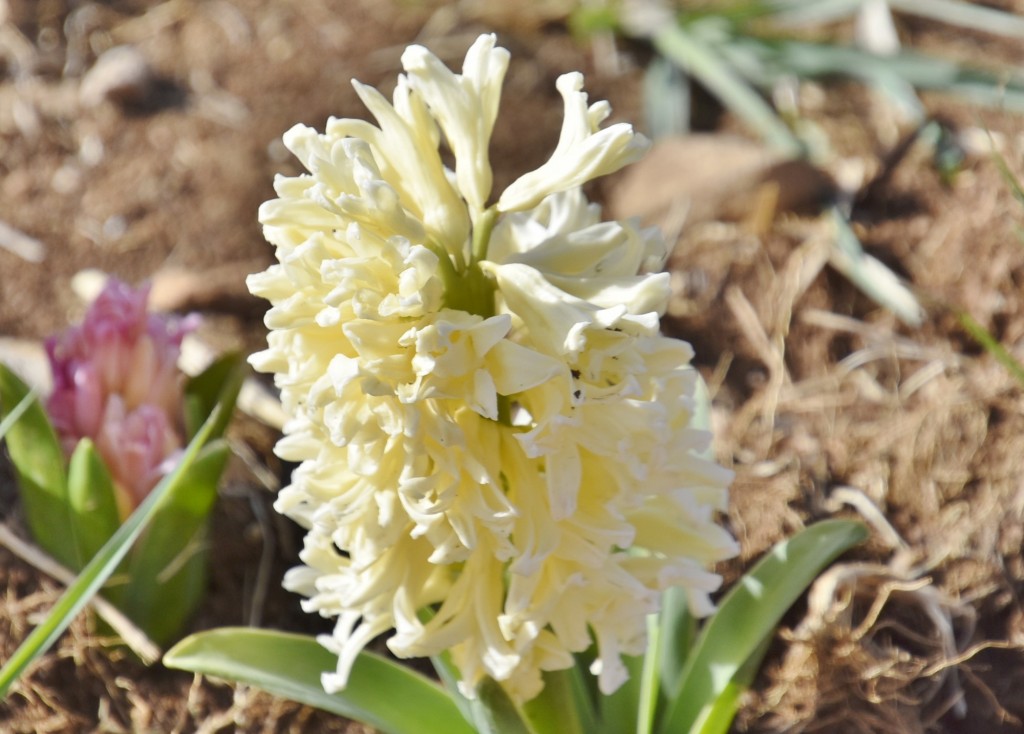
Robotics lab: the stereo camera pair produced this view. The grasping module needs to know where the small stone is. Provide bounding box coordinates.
[79,45,153,109]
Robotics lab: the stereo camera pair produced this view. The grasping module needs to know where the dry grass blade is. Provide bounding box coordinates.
[0,524,160,664]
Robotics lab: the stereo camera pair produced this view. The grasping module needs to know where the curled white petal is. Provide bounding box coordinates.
[402,33,509,214]
[498,73,650,213]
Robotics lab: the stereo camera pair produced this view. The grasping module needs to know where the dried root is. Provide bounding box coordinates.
[751,561,1020,733]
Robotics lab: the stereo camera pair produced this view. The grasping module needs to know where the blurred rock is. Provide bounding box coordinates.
[0,337,49,395]
[79,45,153,108]
[609,134,836,230]
[0,219,44,262]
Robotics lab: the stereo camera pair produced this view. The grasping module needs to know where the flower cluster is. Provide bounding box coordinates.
[249,34,737,702]
[46,278,196,512]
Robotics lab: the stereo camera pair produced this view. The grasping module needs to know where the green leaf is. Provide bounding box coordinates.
[717,36,1024,112]
[598,650,645,734]
[66,439,121,567]
[617,377,708,734]
[429,649,479,729]
[164,628,474,734]
[690,635,771,734]
[650,24,805,157]
[0,363,78,569]
[829,208,925,327]
[654,586,697,719]
[0,400,225,697]
[0,385,35,441]
[183,351,244,441]
[888,0,1024,40]
[117,441,229,644]
[521,666,595,734]
[954,309,1024,390]
[657,519,868,734]
[430,650,535,734]
[990,138,1024,210]
[471,678,536,734]
[643,55,691,139]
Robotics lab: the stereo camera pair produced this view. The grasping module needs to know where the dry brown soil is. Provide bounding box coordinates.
[2,1,1024,732]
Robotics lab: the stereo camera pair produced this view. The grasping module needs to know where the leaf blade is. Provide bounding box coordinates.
[0,401,224,696]
[657,519,868,734]
[65,439,122,567]
[117,442,228,644]
[0,363,78,569]
[165,628,474,734]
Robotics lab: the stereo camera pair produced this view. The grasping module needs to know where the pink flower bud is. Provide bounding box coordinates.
[46,278,198,509]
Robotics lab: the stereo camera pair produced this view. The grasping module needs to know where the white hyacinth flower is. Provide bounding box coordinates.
[249,33,737,704]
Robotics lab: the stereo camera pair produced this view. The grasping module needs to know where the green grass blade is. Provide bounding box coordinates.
[990,141,1024,209]
[955,309,1024,390]
[0,402,223,697]
[829,208,925,327]
[165,628,474,734]
[650,23,805,157]
[0,385,35,440]
[0,363,78,569]
[657,519,868,734]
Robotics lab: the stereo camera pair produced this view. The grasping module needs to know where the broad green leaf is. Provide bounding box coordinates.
[657,519,868,734]
[690,636,771,734]
[429,649,479,729]
[654,586,696,719]
[522,666,595,734]
[183,351,244,440]
[430,650,534,734]
[0,363,78,569]
[66,439,121,567]
[117,441,228,645]
[0,401,224,697]
[164,628,474,734]
[471,678,535,734]
[0,386,35,441]
[597,649,646,734]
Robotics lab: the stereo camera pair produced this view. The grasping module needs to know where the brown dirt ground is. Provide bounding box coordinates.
[2,1,1024,732]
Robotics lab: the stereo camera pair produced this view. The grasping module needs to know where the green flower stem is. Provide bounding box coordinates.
[471,207,498,265]
[434,207,499,320]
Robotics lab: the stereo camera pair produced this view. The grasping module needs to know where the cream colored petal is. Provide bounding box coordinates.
[402,34,509,214]
[329,79,470,252]
[497,73,649,213]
